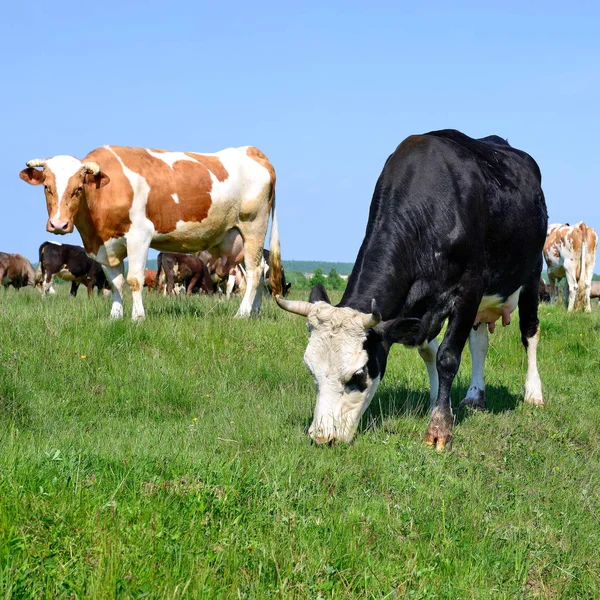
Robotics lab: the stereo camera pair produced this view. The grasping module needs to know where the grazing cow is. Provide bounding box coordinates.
[20,146,282,320]
[144,269,158,291]
[0,253,36,290]
[590,280,600,301]
[197,229,291,298]
[538,278,551,303]
[155,252,215,296]
[543,222,597,312]
[277,130,547,450]
[38,241,110,297]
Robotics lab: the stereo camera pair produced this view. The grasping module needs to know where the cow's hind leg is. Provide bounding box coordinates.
[106,263,125,319]
[126,236,151,321]
[519,282,544,406]
[70,282,79,297]
[459,325,489,410]
[236,235,265,317]
[425,279,483,451]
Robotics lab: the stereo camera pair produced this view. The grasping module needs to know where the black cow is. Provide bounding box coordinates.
[277,130,547,450]
[155,252,215,296]
[38,242,110,297]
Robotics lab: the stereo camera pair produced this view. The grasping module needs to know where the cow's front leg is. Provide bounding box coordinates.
[425,285,482,451]
[418,338,439,409]
[459,325,489,410]
[106,263,125,319]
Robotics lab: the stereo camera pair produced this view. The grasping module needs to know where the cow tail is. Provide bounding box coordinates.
[578,222,588,311]
[268,192,283,297]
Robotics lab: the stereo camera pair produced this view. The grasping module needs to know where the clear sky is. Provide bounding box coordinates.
[2,1,598,263]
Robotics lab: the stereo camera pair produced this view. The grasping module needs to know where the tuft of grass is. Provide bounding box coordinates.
[0,287,599,598]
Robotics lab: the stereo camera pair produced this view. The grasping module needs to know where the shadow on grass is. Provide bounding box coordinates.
[360,383,521,433]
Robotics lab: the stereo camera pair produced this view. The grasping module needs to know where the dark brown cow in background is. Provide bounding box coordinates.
[38,242,110,297]
[0,253,37,290]
[155,253,215,296]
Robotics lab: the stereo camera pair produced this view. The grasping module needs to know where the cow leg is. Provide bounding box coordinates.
[126,238,150,321]
[106,263,125,319]
[417,338,439,409]
[236,238,265,317]
[186,273,200,296]
[43,272,54,297]
[425,282,482,451]
[225,270,236,298]
[548,273,557,304]
[565,263,579,311]
[70,282,79,297]
[459,325,489,410]
[519,283,544,406]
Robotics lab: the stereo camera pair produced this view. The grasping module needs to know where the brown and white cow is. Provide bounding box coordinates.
[543,222,597,312]
[0,253,37,290]
[20,146,282,320]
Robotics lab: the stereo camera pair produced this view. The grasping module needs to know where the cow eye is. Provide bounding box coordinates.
[346,368,366,391]
[44,186,52,195]
[73,187,83,195]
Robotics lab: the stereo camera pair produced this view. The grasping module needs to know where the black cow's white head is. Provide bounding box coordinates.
[277,288,420,444]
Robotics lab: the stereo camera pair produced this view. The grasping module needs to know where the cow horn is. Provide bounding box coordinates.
[275,295,312,317]
[361,299,381,329]
[26,159,47,168]
[82,161,101,175]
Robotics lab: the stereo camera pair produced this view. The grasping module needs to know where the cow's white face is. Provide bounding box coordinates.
[296,302,386,444]
[19,156,110,234]
[278,293,423,444]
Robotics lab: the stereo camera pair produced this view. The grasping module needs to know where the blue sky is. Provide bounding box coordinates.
[2,1,599,262]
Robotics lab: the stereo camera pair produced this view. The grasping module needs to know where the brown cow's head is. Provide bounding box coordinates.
[20,156,110,234]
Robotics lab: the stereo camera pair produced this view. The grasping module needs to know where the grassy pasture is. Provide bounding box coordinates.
[0,287,599,599]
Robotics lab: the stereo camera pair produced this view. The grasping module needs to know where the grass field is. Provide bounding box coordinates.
[1,287,599,599]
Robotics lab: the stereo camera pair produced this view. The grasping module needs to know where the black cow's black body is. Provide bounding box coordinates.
[332,130,547,446]
[39,242,110,297]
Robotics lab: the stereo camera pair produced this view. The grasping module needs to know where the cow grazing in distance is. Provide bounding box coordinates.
[155,252,215,296]
[20,146,282,320]
[277,130,547,450]
[539,278,551,303]
[196,229,291,298]
[0,253,37,290]
[144,269,158,291]
[543,222,597,312]
[590,280,600,301]
[38,241,110,297]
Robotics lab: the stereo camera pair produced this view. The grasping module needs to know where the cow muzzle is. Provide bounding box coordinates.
[308,413,359,445]
[47,219,73,234]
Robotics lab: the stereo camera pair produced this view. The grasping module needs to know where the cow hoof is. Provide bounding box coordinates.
[459,390,486,410]
[524,396,544,406]
[424,409,454,452]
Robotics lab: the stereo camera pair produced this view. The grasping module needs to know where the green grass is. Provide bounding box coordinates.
[0,287,599,599]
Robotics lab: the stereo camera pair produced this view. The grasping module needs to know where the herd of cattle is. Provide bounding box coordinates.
[3,130,597,449]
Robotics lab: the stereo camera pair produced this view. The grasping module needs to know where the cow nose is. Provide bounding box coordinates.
[49,219,70,232]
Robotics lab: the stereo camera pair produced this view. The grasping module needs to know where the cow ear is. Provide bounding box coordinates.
[19,168,45,185]
[379,317,422,346]
[308,283,330,304]
[84,172,110,188]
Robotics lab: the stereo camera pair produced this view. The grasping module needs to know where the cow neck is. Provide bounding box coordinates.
[338,241,413,320]
[74,193,104,255]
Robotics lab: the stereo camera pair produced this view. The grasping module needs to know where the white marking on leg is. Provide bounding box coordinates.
[106,264,125,319]
[461,326,489,409]
[418,338,439,409]
[524,327,544,405]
